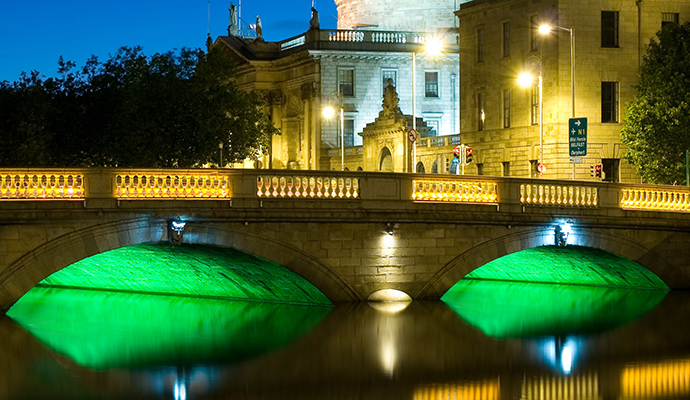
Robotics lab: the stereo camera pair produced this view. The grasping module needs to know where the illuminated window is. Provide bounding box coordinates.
[477,28,484,62]
[503,89,511,128]
[530,15,539,52]
[601,11,619,48]
[343,118,355,147]
[601,81,619,123]
[531,85,539,125]
[382,69,396,95]
[503,22,511,57]
[425,71,439,97]
[662,12,679,27]
[425,119,440,136]
[477,92,485,131]
[338,68,354,97]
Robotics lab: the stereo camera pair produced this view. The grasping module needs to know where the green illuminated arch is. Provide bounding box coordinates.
[462,245,668,289]
[36,243,332,305]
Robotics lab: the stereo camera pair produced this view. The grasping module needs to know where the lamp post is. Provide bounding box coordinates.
[518,72,543,176]
[411,37,443,173]
[323,92,345,171]
[539,23,575,179]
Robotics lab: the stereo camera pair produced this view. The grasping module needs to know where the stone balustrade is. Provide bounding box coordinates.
[0,171,84,200]
[520,183,599,208]
[0,168,688,215]
[620,187,690,212]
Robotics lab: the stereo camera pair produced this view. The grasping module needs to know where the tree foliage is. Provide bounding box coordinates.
[0,47,279,168]
[621,22,690,184]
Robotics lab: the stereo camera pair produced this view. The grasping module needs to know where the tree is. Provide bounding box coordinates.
[0,46,279,168]
[621,22,690,184]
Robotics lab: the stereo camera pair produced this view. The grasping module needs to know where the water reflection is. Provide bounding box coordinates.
[2,283,690,399]
[441,279,668,338]
[7,287,331,369]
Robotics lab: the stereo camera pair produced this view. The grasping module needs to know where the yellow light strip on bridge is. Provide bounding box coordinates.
[256,175,359,199]
[412,179,498,203]
[522,373,600,400]
[621,358,690,398]
[620,188,690,213]
[520,184,598,207]
[413,380,499,400]
[0,173,84,200]
[115,174,229,198]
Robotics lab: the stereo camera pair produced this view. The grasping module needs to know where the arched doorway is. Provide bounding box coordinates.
[379,147,393,171]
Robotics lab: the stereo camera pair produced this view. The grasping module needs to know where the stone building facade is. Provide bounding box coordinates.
[215,4,461,172]
[456,0,690,182]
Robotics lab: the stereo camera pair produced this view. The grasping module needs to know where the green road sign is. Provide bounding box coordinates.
[569,117,587,157]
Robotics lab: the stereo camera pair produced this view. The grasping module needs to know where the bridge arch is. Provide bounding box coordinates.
[416,225,688,299]
[0,217,360,312]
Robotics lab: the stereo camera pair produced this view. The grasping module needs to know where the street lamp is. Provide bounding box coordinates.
[540,23,576,179]
[323,92,345,171]
[518,72,543,176]
[412,37,443,173]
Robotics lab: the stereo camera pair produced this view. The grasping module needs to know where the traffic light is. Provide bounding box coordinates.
[590,165,595,177]
[465,147,473,163]
[595,164,602,179]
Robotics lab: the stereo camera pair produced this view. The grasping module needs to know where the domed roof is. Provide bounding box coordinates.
[335,0,464,32]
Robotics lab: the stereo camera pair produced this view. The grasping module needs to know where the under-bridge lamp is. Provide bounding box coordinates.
[385,223,394,236]
[554,220,573,247]
[323,92,345,171]
[169,218,187,245]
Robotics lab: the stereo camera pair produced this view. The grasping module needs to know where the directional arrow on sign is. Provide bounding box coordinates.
[575,120,581,127]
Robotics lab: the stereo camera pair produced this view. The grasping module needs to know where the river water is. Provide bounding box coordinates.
[2,281,689,399]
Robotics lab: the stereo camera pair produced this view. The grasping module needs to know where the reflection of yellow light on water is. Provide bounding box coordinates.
[414,380,499,400]
[380,338,396,378]
[622,359,690,398]
[522,373,599,400]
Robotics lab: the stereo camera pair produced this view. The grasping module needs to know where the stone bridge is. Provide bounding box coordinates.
[1,168,690,312]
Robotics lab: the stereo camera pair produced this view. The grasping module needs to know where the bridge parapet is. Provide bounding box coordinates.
[1,168,690,216]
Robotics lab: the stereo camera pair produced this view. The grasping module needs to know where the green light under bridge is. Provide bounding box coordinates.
[34,243,332,306]
[461,245,668,289]
[7,287,330,369]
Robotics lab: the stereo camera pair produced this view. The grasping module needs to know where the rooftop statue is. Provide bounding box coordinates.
[380,78,402,118]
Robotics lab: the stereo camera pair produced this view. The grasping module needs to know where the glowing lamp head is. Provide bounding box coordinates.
[424,37,443,56]
[518,73,534,87]
[323,106,335,119]
[539,24,552,34]
[171,220,186,233]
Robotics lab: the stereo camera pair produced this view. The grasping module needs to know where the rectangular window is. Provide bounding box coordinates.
[601,11,619,48]
[602,158,620,182]
[425,119,440,136]
[662,13,679,28]
[338,68,354,97]
[382,69,396,95]
[476,163,484,176]
[530,160,539,178]
[477,28,484,63]
[530,85,539,125]
[425,71,439,97]
[503,89,511,128]
[530,15,539,52]
[343,118,355,147]
[502,22,511,57]
[602,82,619,123]
[477,93,485,131]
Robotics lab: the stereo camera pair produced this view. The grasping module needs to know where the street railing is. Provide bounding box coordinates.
[0,168,688,214]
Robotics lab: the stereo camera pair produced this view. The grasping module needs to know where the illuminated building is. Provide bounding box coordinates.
[456,0,690,181]
[213,1,461,172]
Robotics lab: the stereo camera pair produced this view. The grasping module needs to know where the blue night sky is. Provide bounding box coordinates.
[0,0,338,82]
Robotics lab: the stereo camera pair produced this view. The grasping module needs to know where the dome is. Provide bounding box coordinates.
[335,0,463,32]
